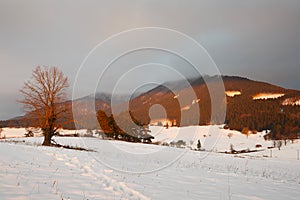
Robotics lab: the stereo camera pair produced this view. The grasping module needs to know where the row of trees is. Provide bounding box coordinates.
[226,95,300,140]
[97,110,154,143]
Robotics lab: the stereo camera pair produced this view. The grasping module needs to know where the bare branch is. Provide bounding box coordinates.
[19,66,69,146]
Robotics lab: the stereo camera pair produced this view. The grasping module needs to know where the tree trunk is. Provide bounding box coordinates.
[42,131,52,146]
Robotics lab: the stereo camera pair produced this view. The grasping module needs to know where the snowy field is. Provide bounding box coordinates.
[1,126,300,200]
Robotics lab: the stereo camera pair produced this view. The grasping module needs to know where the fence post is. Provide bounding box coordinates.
[297,150,299,160]
[270,149,272,158]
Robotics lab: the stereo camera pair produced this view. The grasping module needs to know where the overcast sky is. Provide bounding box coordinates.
[0,0,300,120]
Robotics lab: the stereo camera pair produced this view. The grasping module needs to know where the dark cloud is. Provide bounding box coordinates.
[0,0,300,119]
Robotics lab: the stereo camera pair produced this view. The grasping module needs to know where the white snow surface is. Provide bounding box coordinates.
[225,91,241,97]
[0,128,27,138]
[282,98,300,106]
[151,125,271,151]
[1,126,300,200]
[253,93,285,100]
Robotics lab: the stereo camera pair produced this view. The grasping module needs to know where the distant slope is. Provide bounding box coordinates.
[129,76,299,123]
[128,76,300,139]
[1,76,300,139]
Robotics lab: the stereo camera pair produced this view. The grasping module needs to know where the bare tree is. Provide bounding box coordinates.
[19,66,69,146]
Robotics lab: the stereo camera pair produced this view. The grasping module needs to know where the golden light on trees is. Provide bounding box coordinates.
[19,66,69,146]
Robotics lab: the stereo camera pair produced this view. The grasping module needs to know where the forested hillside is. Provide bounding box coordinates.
[1,76,300,140]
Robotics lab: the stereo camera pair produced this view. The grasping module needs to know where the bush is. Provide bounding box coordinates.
[25,130,34,137]
[170,140,186,148]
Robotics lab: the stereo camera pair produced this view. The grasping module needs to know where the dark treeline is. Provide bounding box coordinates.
[225,95,300,140]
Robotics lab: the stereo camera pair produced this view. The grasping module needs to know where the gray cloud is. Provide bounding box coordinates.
[0,0,300,119]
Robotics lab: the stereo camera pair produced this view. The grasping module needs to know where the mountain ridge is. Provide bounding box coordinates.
[1,75,300,139]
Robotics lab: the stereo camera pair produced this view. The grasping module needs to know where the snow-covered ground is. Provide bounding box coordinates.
[151,125,272,151]
[1,126,300,200]
[282,98,300,106]
[253,93,285,100]
[225,91,241,97]
[0,128,27,138]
